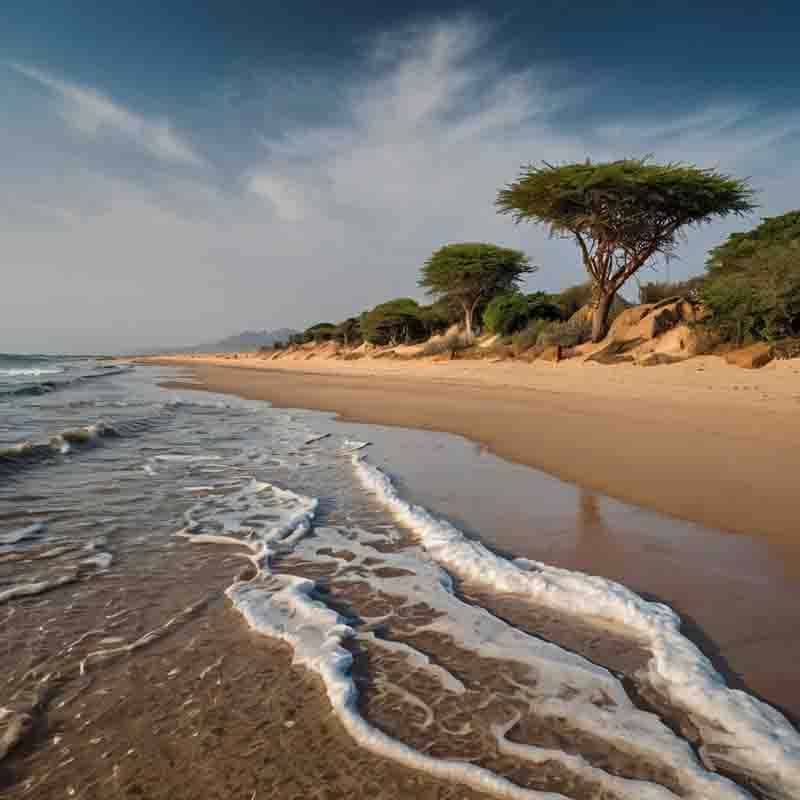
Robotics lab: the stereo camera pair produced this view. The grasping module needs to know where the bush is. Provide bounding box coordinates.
[512,319,551,354]
[537,318,592,348]
[700,242,800,344]
[421,333,470,356]
[638,277,705,304]
[484,293,531,336]
[555,283,593,319]
[699,275,758,345]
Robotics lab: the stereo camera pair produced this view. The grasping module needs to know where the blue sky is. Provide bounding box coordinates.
[2,2,799,352]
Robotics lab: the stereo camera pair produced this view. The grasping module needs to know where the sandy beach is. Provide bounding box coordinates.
[147,352,800,545]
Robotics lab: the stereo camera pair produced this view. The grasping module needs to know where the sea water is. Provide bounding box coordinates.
[1,355,798,799]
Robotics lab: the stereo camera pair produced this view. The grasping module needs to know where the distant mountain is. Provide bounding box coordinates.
[178,328,299,353]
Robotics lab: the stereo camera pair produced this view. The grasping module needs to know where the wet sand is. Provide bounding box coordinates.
[155,361,800,721]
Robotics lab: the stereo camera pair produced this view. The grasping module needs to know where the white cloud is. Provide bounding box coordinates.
[247,173,307,223]
[9,63,205,166]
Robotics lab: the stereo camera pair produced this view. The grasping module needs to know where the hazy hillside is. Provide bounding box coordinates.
[174,328,299,353]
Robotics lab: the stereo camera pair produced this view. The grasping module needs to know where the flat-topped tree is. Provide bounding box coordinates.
[496,159,755,341]
[419,243,534,342]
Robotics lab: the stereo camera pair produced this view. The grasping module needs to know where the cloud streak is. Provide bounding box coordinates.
[9,63,205,166]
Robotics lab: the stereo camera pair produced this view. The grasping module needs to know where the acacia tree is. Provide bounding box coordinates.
[496,159,754,341]
[333,317,362,348]
[419,243,534,342]
[361,298,426,346]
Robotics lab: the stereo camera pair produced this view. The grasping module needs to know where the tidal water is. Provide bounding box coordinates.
[1,355,798,800]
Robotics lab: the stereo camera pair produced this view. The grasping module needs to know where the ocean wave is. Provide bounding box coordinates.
[0,364,132,400]
[352,455,800,799]
[0,367,64,377]
[0,412,165,477]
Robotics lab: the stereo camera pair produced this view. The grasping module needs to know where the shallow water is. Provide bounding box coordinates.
[1,359,799,799]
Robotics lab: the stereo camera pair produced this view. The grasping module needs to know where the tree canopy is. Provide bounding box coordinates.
[360,298,426,346]
[496,158,755,340]
[706,210,800,275]
[701,211,800,342]
[304,322,337,343]
[333,317,362,348]
[418,242,534,340]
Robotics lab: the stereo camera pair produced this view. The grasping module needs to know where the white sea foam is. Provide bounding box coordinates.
[228,575,565,800]
[0,522,47,546]
[342,439,371,452]
[0,367,63,376]
[301,526,747,799]
[0,576,78,605]
[353,455,800,798]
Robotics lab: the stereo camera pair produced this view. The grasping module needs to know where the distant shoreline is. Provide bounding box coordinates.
[138,351,800,549]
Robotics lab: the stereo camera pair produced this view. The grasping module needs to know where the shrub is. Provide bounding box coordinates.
[537,318,592,348]
[555,283,593,319]
[484,292,531,336]
[304,323,337,343]
[421,333,470,356]
[699,242,800,344]
[512,319,551,354]
[638,277,705,304]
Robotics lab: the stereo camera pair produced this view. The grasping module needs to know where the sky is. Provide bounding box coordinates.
[2,1,799,354]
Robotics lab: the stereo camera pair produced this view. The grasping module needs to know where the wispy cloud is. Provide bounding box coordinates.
[9,63,205,167]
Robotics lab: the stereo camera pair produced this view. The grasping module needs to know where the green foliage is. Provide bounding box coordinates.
[707,210,800,275]
[526,291,563,322]
[638,277,705,304]
[484,291,563,336]
[333,317,362,348]
[497,158,754,340]
[699,276,759,346]
[304,322,336,343]
[419,242,534,338]
[700,212,800,343]
[420,297,461,335]
[361,298,426,346]
[497,159,754,243]
[484,293,532,336]
[287,333,305,346]
[701,241,800,344]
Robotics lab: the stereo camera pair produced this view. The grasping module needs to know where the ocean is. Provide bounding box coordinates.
[1,354,798,799]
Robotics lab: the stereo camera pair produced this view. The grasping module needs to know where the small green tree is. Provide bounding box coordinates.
[484,291,562,336]
[497,159,755,341]
[419,243,534,342]
[361,298,426,346]
[304,322,336,343]
[526,292,563,322]
[333,317,362,348]
[484,292,531,336]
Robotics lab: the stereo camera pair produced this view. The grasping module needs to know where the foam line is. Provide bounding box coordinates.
[353,455,800,799]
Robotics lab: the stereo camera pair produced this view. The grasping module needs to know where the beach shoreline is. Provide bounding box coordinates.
[141,352,800,547]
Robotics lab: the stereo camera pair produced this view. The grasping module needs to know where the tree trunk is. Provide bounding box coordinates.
[463,303,474,343]
[591,290,614,343]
